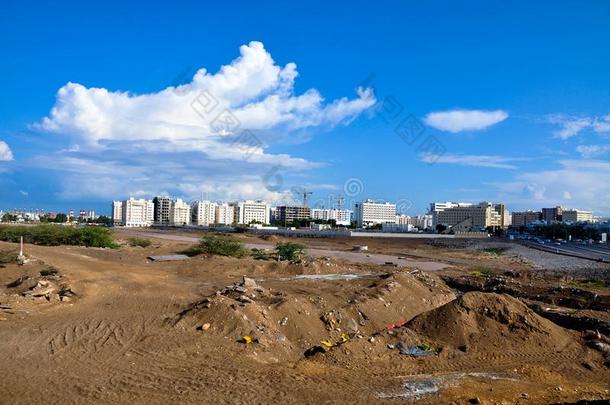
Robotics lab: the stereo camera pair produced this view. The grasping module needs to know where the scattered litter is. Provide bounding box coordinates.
[386,319,408,331]
[147,255,190,262]
[239,335,253,344]
[320,340,334,348]
[396,342,435,357]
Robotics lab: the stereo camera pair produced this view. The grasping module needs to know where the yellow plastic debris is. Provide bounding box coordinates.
[320,340,334,347]
[241,335,252,344]
[340,333,348,343]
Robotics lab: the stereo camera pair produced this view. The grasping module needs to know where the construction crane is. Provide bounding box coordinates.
[302,190,313,207]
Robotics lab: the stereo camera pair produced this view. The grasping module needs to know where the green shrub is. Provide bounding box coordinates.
[185,234,247,258]
[127,237,152,248]
[250,248,270,260]
[481,247,509,255]
[0,225,118,248]
[275,242,306,262]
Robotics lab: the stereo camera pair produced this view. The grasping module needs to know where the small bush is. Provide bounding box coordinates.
[471,267,496,277]
[481,247,509,255]
[186,234,247,258]
[275,242,306,262]
[127,237,152,248]
[0,225,118,248]
[0,250,18,264]
[250,248,270,260]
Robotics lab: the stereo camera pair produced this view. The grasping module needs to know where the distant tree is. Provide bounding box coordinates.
[54,213,68,223]
[436,224,447,233]
[1,213,17,223]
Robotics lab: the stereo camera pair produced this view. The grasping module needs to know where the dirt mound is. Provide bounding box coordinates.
[407,292,575,351]
[171,271,456,361]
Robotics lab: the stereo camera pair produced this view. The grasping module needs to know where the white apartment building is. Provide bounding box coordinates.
[395,214,411,225]
[191,200,217,226]
[562,209,593,223]
[354,200,396,227]
[311,208,353,226]
[215,203,235,225]
[112,201,123,225]
[411,214,433,230]
[170,199,191,226]
[121,197,154,227]
[233,200,270,225]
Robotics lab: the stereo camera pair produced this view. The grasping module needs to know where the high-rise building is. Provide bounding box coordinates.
[170,199,191,226]
[428,202,472,227]
[542,206,563,223]
[562,209,593,223]
[153,196,172,226]
[191,200,217,226]
[511,211,542,227]
[435,201,505,231]
[233,200,270,225]
[121,197,154,227]
[354,200,396,227]
[215,203,235,225]
[273,206,311,224]
[112,201,123,225]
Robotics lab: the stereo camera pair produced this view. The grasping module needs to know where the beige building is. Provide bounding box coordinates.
[562,209,593,223]
[511,211,542,227]
[436,201,505,231]
[121,197,154,227]
[112,201,123,225]
[169,199,191,226]
[215,203,235,225]
[191,200,217,226]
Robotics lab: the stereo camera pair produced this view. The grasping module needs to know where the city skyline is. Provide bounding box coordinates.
[1,1,610,215]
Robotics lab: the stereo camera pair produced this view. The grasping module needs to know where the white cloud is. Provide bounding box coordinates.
[0,141,13,161]
[494,160,610,214]
[423,109,508,133]
[29,41,375,202]
[419,153,521,169]
[547,113,610,139]
[546,115,592,139]
[576,144,610,158]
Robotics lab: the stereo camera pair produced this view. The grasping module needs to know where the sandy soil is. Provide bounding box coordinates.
[0,234,608,404]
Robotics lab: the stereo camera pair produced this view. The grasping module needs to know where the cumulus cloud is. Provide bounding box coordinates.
[494,160,610,213]
[0,141,13,161]
[419,153,522,169]
[29,41,375,202]
[423,109,508,133]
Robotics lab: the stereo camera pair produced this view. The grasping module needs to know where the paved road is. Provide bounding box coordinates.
[121,230,450,271]
[522,240,610,262]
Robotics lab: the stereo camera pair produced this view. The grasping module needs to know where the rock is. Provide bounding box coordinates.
[387,344,395,350]
[237,295,253,304]
[279,317,288,326]
[521,393,529,399]
[196,323,211,331]
[60,296,71,302]
[241,276,257,288]
[369,337,376,343]
[468,397,481,404]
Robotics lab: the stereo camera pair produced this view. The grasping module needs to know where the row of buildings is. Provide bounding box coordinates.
[111,197,355,228]
[511,206,594,227]
[109,196,597,232]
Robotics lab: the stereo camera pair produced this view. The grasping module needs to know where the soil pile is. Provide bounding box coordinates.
[407,292,575,351]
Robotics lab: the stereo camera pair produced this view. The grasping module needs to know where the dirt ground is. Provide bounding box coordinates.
[0,232,609,404]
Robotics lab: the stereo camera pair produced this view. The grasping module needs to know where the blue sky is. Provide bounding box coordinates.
[1,1,610,216]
